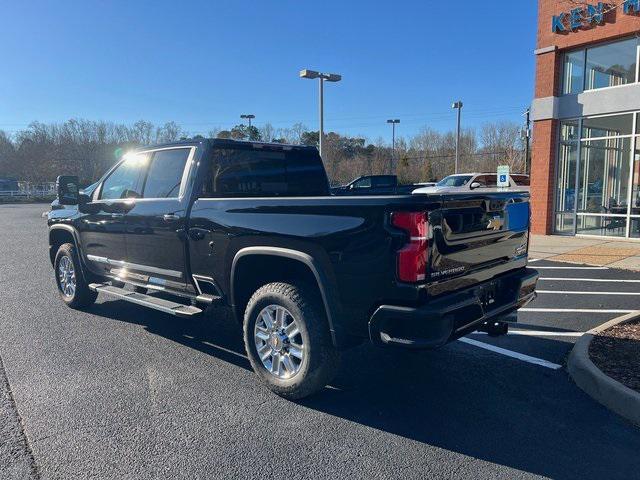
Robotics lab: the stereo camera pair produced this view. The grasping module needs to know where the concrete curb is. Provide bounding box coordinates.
[567,311,640,426]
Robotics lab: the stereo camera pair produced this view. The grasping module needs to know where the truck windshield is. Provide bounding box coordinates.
[436,175,472,187]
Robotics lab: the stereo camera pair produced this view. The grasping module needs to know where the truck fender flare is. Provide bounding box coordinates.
[49,224,84,262]
[230,246,346,347]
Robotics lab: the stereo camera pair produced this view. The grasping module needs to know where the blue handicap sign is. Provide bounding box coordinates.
[499,174,507,182]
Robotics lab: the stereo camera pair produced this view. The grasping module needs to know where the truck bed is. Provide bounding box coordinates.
[188,190,531,340]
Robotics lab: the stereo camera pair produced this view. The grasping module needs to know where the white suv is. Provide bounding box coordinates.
[412,173,529,194]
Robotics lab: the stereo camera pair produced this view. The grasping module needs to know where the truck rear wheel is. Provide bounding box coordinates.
[243,282,339,400]
[54,243,97,309]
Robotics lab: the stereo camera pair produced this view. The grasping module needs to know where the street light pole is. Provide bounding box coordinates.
[240,114,255,128]
[319,78,324,157]
[452,101,463,174]
[300,69,342,159]
[387,119,400,174]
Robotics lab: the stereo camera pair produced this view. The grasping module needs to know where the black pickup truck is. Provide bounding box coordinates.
[331,175,431,195]
[48,138,538,399]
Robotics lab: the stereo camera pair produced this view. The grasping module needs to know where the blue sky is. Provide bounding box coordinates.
[0,0,538,141]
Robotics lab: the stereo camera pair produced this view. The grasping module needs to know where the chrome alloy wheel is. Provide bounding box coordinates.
[58,255,76,298]
[254,305,304,379]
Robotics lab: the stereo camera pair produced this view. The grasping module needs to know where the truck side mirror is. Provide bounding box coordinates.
[470,181,482,190]
[56,175,80,205]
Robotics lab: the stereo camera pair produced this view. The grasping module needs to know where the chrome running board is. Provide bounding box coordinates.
[89,283,202,318]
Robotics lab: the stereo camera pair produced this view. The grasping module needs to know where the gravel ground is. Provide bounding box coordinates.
[590,320,640,393]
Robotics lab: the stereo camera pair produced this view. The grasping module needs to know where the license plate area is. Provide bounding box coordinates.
[478,281,498,310]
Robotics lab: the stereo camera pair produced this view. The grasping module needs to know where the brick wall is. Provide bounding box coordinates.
[534,50,561,99]
[530,0,640,234]
[531,119,558,234]
[537,0,640,50]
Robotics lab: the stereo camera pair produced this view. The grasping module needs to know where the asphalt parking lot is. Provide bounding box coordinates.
[467,257,640,369]
[2,203,640,480]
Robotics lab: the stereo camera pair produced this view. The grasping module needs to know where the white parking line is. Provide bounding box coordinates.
[458,337,563,370]
[202,341,249,361]
[473,330,584,337]
[519,308,634,313]
[537,290,639,296]
[540,277,640,283]
[534,266,608,270]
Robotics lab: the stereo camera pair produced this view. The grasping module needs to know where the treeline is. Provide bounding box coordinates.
[0,119,527,186]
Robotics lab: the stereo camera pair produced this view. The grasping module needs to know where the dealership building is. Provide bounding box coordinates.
[531,0,640,238]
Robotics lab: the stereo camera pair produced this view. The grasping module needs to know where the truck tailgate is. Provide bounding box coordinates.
[428,191,530,291]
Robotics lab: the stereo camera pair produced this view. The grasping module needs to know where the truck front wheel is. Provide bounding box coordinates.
[54,243,98,309]
[243,282,340,400]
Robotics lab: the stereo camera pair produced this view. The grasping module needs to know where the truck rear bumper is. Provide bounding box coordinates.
[368,267,538,349]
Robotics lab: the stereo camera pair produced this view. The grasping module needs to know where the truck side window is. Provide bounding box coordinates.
[142,148,190,198]
[373,176,395,187]
[353,177,372,188]
[211,148,287,197]
[99,153,149,200]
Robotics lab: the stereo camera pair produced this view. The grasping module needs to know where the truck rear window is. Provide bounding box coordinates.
[203,146,329,197]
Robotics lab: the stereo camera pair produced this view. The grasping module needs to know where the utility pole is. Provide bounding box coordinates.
[452,101,463,174]
[522,107,531,175]
[387,119,400,174]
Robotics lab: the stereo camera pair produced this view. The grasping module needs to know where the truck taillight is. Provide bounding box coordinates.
[391,211,428,282]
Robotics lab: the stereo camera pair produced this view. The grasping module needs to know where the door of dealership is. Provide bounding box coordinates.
[555,112,640,239]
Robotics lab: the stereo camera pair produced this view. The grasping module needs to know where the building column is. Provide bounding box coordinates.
[531,47,561,235]
[531,119,558,234]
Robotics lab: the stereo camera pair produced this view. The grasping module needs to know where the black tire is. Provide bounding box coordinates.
[243,282,340,400]
[54,243,98,309]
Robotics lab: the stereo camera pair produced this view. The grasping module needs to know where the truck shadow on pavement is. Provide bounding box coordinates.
[88,301,640,480]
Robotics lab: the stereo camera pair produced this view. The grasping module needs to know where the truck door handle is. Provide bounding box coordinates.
[189,228,211,241]
[111,213,125,218]
[163,214,180,222]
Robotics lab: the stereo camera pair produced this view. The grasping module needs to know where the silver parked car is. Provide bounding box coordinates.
[412,173,529,194]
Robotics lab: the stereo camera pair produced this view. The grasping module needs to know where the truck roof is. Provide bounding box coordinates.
[139,138,318,151]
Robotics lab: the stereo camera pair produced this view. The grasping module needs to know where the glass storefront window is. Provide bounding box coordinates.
[555,213,575,234]
[630,218,640,238]
[578,138,631,214]
[629,143,640,215]
[562,37,639,96]
[577,216,627,237]
[563,50,585,95]
[585,38,638,90]
[560,119,580,141]
[555,113,640,238]
[582,114,633,138]
[556,141,578,213]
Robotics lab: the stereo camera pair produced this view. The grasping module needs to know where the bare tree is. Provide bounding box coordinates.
[2,117,528,186]
[259,123,275,143]
[479,121,525,173]
[156,121,183,143]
